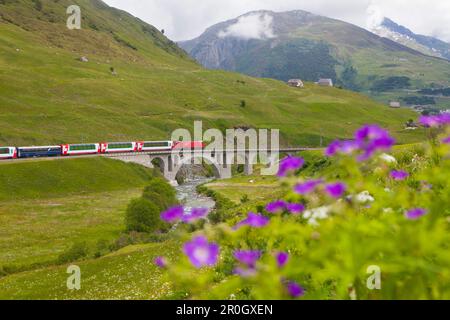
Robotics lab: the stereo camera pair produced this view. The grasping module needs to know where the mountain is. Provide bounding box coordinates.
[180,10,450,106]
[0,1,422,147]
[372,18,450,61]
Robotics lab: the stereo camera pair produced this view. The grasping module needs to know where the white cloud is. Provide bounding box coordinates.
[103,0,450,43]
[218,13,275,39]
[366,3,384,30]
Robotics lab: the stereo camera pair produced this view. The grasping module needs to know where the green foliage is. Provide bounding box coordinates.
[166,128,450,300]
[142,178,178,212]
[372,76,411,92]
[341,64,359,91]
[240,194,250,204]
[197,185,236,224]
[58,242,89,264]
[125,198,162,233]
[419,87,450,96]
[401,96,436,105]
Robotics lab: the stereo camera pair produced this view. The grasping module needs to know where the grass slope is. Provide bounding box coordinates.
[0,242,179,300]
[0,157,153,201]
[0,1,423,147]
[0,158,153,272]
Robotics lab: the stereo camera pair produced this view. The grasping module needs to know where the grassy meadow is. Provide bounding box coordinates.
[0,158,153,273]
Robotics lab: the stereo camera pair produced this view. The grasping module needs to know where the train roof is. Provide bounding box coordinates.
[18,146,61,149]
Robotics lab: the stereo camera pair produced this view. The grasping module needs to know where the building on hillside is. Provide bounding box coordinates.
[287,79,304,88]
[389,101,401,108]
[317,78,333,87]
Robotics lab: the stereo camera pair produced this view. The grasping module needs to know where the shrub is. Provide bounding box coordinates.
[58,242,89,264]
[142,178,178,211]
[240,194,249,204]
[125,198,162,233]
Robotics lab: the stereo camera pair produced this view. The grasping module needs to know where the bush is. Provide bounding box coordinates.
[240,194,249,204]
[58,242,89,264]
[142,178,178,211]
[125,198,162,233]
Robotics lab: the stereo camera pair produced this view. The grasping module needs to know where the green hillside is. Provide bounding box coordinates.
[0,157,153,201]
[0,1,423,147]
[0,157,154,271]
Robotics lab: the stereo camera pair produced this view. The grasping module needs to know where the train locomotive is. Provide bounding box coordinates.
[0,141,205,160]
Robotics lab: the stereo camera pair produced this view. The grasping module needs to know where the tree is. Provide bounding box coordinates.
[341,64,359,91]
[125,198,161,233]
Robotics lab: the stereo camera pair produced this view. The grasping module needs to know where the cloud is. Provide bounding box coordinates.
[366,3,384,30]
[218,13,275,39]
[103,0,450,43]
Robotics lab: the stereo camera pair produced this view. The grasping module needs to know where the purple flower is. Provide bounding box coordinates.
[286,281,305,298]
[420,114,450,128]
[277,156,305,177]
[340,140,359,154]
[154,256,167,268]
[294,179,323,195]
[234,267,257,277]
[182,207,209,223]
[325,140,359,157]
[183,236,219,268]
[325,182,347,198]
[266,200,287,213]
[234,250,261,268]
[276,252,289,268]
[286,203,305,215]
[160,205,184,223]
[443,136,450,144]
[325,140,341,157]
[419,115,441,128]
[355,125,395,161]
[235,212,270,229]
[390,170,409,181]
[405,208,428,220]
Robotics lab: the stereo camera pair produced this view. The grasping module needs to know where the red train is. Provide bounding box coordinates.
[0,141,205,160]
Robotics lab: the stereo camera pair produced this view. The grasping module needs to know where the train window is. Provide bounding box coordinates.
[143,142,170,148]
[69,145,97,151]
[0,148,10,154]
[108,143,133,149]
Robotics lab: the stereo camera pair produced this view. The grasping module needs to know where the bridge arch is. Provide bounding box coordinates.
[150,156,168,175]
[170,153,223,181]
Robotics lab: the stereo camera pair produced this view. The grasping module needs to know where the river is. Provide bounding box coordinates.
[175,177,216,213]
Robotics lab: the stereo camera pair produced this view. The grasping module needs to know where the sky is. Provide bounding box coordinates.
[103,0,450,42]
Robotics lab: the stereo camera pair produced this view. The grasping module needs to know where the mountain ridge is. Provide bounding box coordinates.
[372,17,450,61]
[180,9,450,107]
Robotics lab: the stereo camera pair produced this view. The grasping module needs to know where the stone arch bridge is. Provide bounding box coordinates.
[108,148,318,186]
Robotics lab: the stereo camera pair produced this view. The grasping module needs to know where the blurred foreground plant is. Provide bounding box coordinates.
[156,115,450,300]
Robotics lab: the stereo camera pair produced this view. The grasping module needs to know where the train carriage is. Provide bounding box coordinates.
[17,146,61,158]
[103,142,137,154]
[0,147,17,159]
[61,144,100,156]
[139,141,173,152]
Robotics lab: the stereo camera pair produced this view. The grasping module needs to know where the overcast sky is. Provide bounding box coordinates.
[103,0,450,42]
